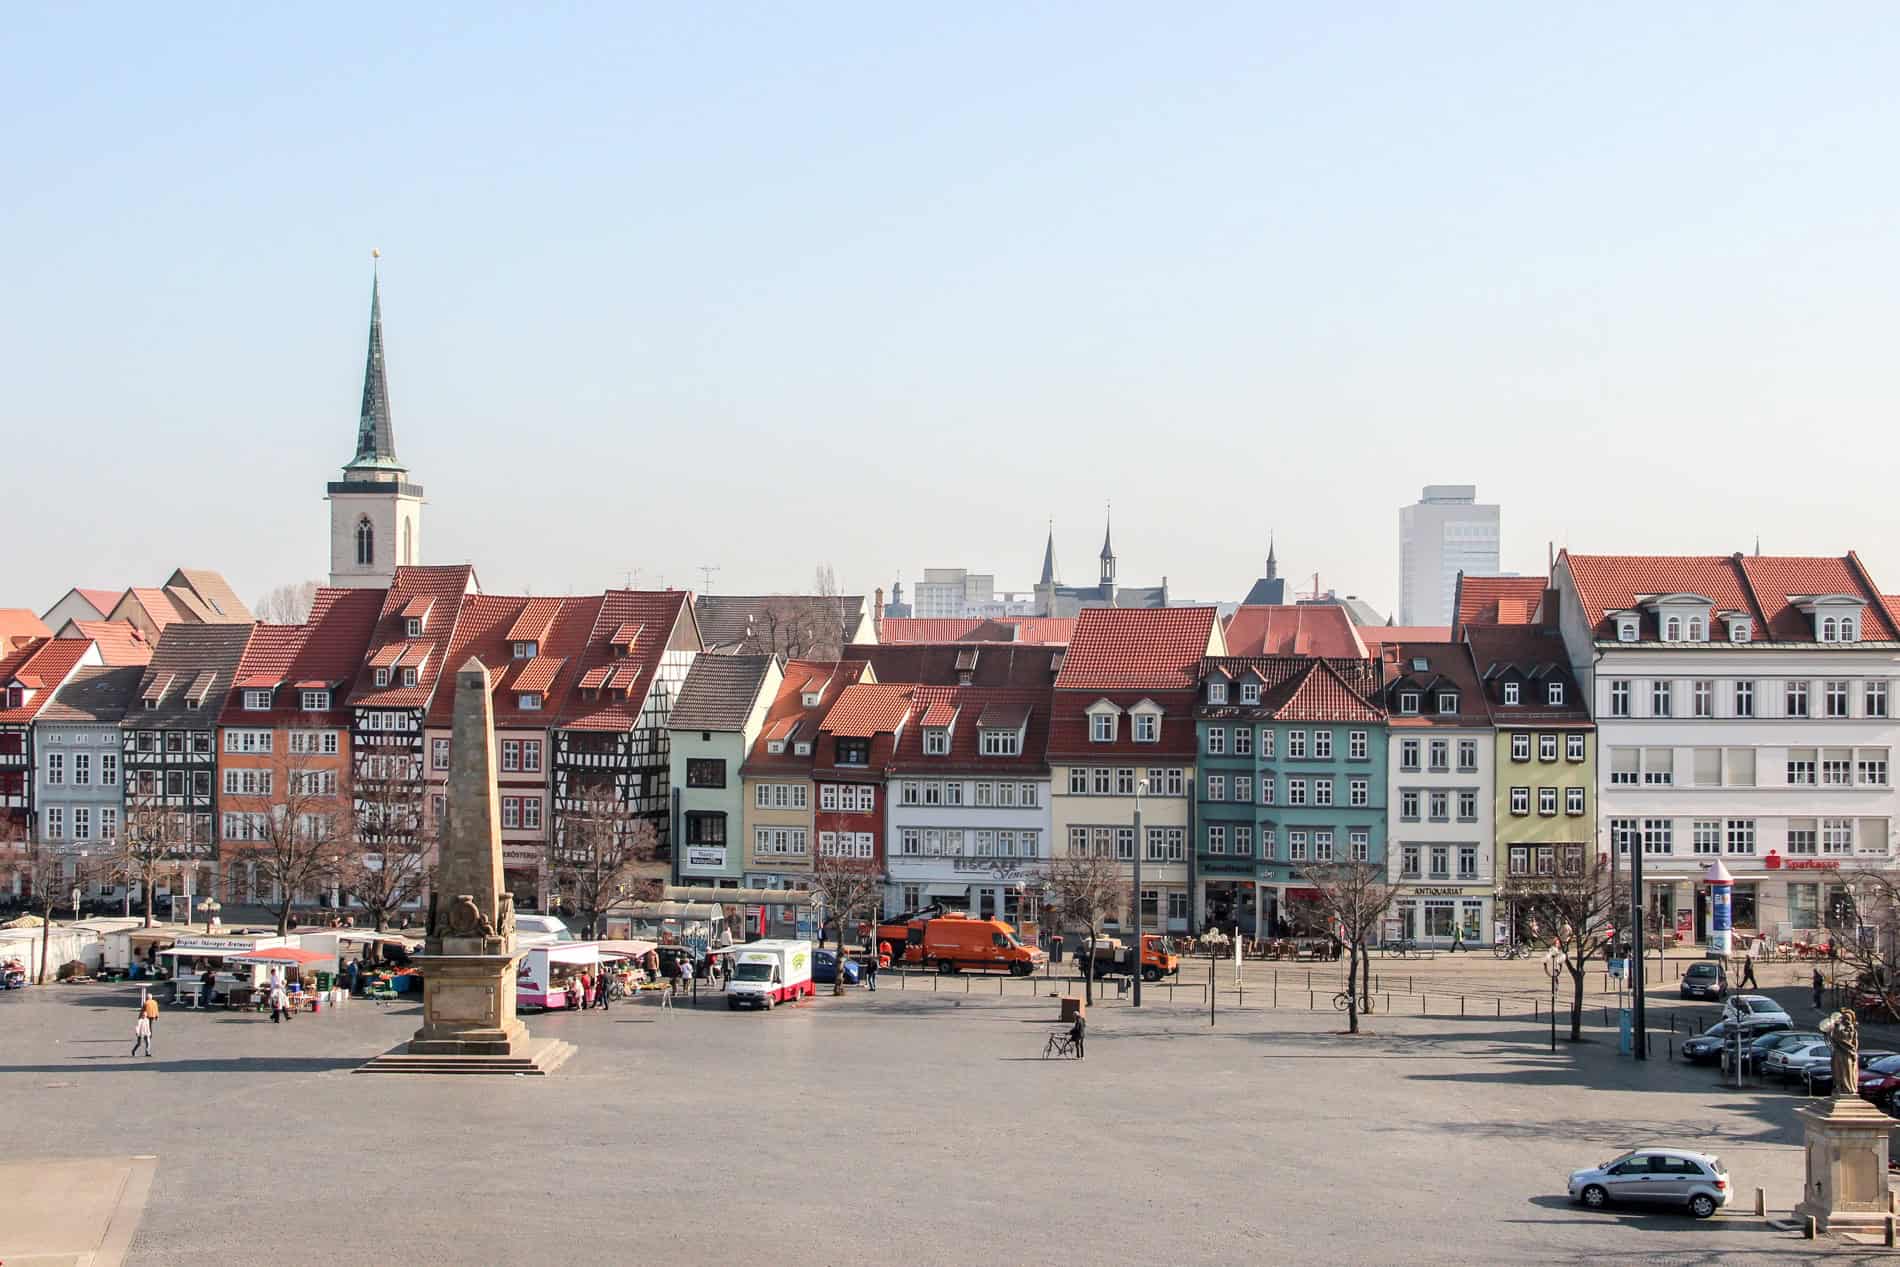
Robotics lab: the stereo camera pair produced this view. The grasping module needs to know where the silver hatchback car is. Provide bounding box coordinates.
[1569,1148,1730,1219]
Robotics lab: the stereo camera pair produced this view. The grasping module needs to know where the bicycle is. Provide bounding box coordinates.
[1043,1031,1079,1059]
[1332,991,1375,1012]
[1383,939,1419,960]
[1494,942,1529,960]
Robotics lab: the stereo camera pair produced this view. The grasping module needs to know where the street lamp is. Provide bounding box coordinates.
[1543,946,1561,1052]
[1133,779,1147,1008]
[198,897,221,933]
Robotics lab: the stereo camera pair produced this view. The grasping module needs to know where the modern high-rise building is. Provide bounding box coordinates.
[1399,485,1499,626]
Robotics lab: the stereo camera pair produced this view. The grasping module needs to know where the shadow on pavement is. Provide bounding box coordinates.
[3,1056,367,1074]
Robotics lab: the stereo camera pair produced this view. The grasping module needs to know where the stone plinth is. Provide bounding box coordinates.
[407,954,527,1056]
[1793,1094,1893,1233]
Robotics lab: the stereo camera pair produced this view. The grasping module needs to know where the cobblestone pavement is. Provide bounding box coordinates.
[1,970,1890,1266]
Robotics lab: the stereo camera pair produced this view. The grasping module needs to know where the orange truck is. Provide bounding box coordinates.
[1078,933,1180,982]
[875,912,1046,976]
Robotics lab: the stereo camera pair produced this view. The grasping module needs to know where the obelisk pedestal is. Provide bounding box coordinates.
[1793,1094,1892,1234]
[357,660,569,1075]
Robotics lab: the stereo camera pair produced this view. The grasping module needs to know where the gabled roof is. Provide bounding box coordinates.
[425,593,603,728]
[127,624,254,728]
[877,617,1076,646]
[1054,607,1222,692]
[1271,659,1388,723]
[218,588,384,727]
[59,589,127,621]
[1355,625,1452,651]
[39,665,145,725]
[162,568,253,622]
[889,685,1051,773]
[118,587,192,631]
[1464,624,1591,726]
[743,660,871,775]
[1223,606,1365,658]
[0,610,52,654]
[0,638,98,724]
[1380,642,1487,726]
[1452,575,1547,632]
[555,590,697,732]
[842,643,1061,688]
[57,620,152,667]
[668,655,778,733]
[1561,551,1897,643]
[349,565,478,709]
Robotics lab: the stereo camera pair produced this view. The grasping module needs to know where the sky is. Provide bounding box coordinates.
[5,4,1899,618]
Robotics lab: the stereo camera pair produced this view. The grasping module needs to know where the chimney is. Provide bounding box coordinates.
[1540,586,1561,629]
[873,587,884,640]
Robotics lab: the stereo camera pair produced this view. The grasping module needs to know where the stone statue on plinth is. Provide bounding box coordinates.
[358,660,569,1075]
[1795,1007,1889,1232]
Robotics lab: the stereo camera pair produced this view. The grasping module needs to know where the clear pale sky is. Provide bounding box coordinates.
[6,5,1898,616]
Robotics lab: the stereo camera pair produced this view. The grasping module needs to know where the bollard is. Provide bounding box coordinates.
[1309,990,1314,1010]
[1385,993,1390,1012]
[1668,1036,1674,1061]
[1890,1189,1897,1215]
[932,975,938,992]
[1885,1215,1895,1249]
[1461,995,1466,1017]
[1753,1187,1766,1217]
[1602,1005,1609,1025]
[1644,1032,1652,1057]
[999,977,1004,996]
[1496,998,1501,1018]
[1274,980,1278,1008]
[965,976,970,994]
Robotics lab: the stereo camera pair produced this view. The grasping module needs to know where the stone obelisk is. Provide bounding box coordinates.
[359,660,568,1074]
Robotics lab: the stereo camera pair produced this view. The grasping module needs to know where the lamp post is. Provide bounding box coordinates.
[1132,779,1147,1008]
[198,897,221,933]
[1544,946,1560,1052]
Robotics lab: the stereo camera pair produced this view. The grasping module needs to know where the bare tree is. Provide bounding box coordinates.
[1042,845,1125,1005]
[1298,861,1400,1035]
[552,786,660,938]
[1500,847,1617,1041]
[254,581,320,624]
[4,836,80,983]
[243,750,351,935]
[336,761,430,932]
[811,851,884,994]
[1830,867,1899,1015]
[114,789,198,927]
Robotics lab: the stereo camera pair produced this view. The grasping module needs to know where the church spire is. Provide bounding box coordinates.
[1040,520,1057,586]
[1099,505,1114,562]
[348,252,402,472]
[1266,532,1278,580]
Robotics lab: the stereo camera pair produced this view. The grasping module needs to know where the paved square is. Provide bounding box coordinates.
[0,961,1883,1266]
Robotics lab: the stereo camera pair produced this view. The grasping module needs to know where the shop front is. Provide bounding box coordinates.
[1643,855,1860,949]
[502,843,544,913]
[1391,885,1489,948]
[1198,855,1260,936]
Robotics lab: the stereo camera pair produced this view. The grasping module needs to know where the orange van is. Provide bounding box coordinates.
[921,915,1047,976]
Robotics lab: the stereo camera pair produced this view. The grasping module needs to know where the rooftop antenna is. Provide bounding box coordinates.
[624,568,644,589]
[697,564,720,594]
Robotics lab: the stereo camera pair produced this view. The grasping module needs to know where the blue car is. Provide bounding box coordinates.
[812,949,861,985]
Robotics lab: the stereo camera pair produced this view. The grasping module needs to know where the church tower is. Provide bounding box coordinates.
[1098,511,1117,605]
[327,258,424,588]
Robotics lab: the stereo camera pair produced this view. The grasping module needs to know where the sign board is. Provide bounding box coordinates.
[501,844,544,868]
[1608,958,1626,979]
[1675,909,1694,943]
[683,847,728,872]
[174,936,268,953]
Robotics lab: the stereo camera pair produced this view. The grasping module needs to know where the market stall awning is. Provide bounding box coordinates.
[592,939,657,960]
[543,945,602,966]
[229,947,331,966]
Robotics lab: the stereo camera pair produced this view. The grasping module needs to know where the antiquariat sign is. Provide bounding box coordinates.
[1407,886,1477,897]
[683,846,728,871]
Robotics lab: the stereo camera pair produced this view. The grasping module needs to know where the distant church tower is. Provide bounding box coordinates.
[1098,511,1117,606]
[327,258,423,588]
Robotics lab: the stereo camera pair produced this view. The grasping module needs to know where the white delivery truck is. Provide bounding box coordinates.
[726,939,814,1011]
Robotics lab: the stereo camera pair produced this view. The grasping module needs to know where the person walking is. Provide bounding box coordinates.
[132,1008,154,1057]
[137,991,160,1053]
[1741,954,1758,990]
[270,980,289,1024]
[1450,926,1465,954]
[1813,967,1826,1010]
[863,952,878,992]
[596,968,613,1012]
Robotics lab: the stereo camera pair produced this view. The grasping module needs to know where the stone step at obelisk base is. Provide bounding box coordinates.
[355,659,564,1077]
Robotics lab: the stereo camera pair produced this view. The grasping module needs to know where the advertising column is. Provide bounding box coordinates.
[1704,857,1733,958]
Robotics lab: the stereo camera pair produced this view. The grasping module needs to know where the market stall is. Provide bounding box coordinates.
[153,935,293,1005]
[229,946,333,1011]
[514,943,635,1010]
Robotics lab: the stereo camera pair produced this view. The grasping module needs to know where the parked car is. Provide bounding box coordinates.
[1858,1055,1900,1110]
[1568,1148,1730,1219]
[1795,1048,1896,1094]
[1681,1017,1790,1065]
[812,948,861,985]
[1726,1029,1822,1077]
[1763,1039,1832,1083]
[1724,994,1793,1026]
[1679,961,1727,1001]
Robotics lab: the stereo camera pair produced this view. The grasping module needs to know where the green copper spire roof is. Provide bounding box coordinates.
[347,264,404,472]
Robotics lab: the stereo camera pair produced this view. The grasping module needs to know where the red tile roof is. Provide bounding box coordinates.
[1464,624,1592,726]
[1223,605,1365,658]
[743,660,871,775]
[1046,688,1199,759]
[0,638,96,723]
[122,587,191,630]
[0,610,52,653]
[61,620,151,666]
[401,596,436,620]
[889,685,1051,773]
[1380,642,1486,726]
[819,683,914,739]
[1356,625,1452,649]
[349,565,478,709]
[1053,607,1221,692]
[1272,659,1387,723]
[424,594,603,729]
[1453,576,1548,632]
[878,617,1076,645]
[75,589,126,617]
[505,598,562,646]
[919,700,959,727]
[511,655,565,694]
[1561,551,1897,643]
[555,591,695,732]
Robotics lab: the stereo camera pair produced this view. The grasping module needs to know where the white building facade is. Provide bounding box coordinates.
[1556,552,1900,942]
[1399,485,1500,627]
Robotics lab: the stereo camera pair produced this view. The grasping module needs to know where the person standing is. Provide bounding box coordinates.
[1068,1013,1086,1060]
[863,952,878,992]
[1813,967,1826,1010]
[132,1008,154,1057]
[270,979,288,1024]
[199,965,217,1008]
[596,968,612,1012]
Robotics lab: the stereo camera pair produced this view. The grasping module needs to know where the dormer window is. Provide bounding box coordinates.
[1208,682,1228,705]
[374,668,390,688]
[518,693,543,711]
[301,690,330,711]
[802,691,821,708]
[1727,617,1752,643]
[4,686,21,709]
[244,689,272,711]
[766,739,786,754]
[835,738,869,766]
[143,697,158,711]
[1819,615,1859,643]
[1664,617,1681,641]
[1398,691,1420,715]
[1240,682,1260,705]
[512,641,538,660]
[1091,714,1116,742]
[406,618,423,638]
[1547,681,1565,706]
[1131,713,1159,743]
[1437,691,1459,715]
[979,728,1021,757]
[1502,681,1520,706]
[794,741,811,756]
[185,697,202,710]
[1686,618,1704,641]
[1617,619,1638,642]
[924,728,950,756]
[401,668,418,688]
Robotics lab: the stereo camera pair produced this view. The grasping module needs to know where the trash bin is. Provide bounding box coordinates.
[1050,937,1065,964]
